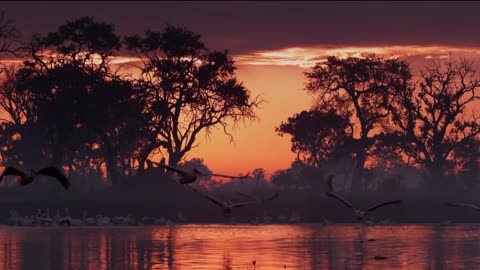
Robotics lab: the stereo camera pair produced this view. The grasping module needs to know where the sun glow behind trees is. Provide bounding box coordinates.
[4,44,480,179]
[2,11,480,181]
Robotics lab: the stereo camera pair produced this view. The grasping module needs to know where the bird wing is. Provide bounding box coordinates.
[236,191,258,201]
[202,193,227,208]
[154,163,187,176]
[446,202,480,211]
[0,167,28,183]
[231,201,255,208]
[365,200,402,214]
[263,191,280,202]
[35,166,71,190]
[325,192,355,211]
[209,173,249,179]
[188,186,226,207]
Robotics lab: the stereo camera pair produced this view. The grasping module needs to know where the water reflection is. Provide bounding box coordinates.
[0,224,480,270]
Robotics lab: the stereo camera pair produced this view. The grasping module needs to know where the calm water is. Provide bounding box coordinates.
[1,223,480,270]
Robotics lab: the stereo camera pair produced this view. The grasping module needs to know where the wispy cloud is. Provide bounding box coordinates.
[234,45,480,68]
[3,45,480,70]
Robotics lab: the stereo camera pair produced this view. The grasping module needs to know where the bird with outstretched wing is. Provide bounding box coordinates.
[0,166,71,190]
[446,202,480,211]
[326,191,402,221]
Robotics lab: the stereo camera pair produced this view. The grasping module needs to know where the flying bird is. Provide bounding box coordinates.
[325,191,402,221]
[446,202,480,211]
[0,166,71,190]
[189,186,255,217]
[236,190,280,205]
[148,159,249,184]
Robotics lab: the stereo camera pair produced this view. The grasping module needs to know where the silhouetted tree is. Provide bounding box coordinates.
[0,17,148,185]
[386,57,480,183]
[276,109,352,168]
[300,55,411,192]
[79,78,148,184]
[0,10,20,60]
[270,159,321,190]
[125,25,262,167]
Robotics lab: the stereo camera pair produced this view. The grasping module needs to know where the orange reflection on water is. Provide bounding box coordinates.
[1,224,480,270]
[0,227,21,270]
[172,224,313,269]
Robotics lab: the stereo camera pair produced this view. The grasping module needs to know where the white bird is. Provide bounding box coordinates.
[7,209,20,226]
[325,192,402,221]
[0,166,71,190]
[96,214,111,226]
[63,208,84,226]
[153,217,167,225]
[41,208,53,226]
[141,216,154,225]
[112,216,125,225]
[115,214,136,225]
[149,160,249,184]
[21,215,34,226]
[83,212,96,226]
[446,202,480,211]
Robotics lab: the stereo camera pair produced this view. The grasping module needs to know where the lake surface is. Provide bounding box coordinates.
[0,223,480,270]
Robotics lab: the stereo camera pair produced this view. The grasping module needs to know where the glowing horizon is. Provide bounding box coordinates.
[234,44,480,68]
[3,44,480,178]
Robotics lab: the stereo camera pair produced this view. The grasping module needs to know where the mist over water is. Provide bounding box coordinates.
[1,224,480,270]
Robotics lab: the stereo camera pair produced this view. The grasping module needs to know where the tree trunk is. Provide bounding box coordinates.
[168,152,182,167]
[105,151,119,185]
[137,143,158,176]
[102,139,119,186]
[425,162,448,197]
[351,152,366,193]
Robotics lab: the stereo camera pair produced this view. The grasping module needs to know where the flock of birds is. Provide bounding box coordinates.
[6,208,177,227]
[0,163,480,226]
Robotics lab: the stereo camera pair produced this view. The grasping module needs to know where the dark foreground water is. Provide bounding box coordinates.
[1,223,480,270]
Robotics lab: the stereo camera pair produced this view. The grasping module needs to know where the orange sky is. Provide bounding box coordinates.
[2,2,480,178]
[187,64,311,178]
[4,45,480,178]
[181,45,480,177]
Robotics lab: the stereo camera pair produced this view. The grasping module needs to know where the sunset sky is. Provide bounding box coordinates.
[3,1,480,177]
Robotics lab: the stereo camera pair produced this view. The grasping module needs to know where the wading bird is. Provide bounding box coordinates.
[148,159,249,184]
[325,192,402,222]
[0,166,71,190]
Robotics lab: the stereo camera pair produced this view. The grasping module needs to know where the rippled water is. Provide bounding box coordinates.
[1,223,480,270]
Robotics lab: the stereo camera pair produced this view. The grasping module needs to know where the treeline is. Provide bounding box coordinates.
[0,15,261,188]
[276,56,480,194]
[0,13,479,196]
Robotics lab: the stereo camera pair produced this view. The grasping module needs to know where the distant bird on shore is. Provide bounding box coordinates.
[0,166,71,190]
[325,191,402,221]
[148,159,249,184]
[189,186,255,217]
[446,202,480,211]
